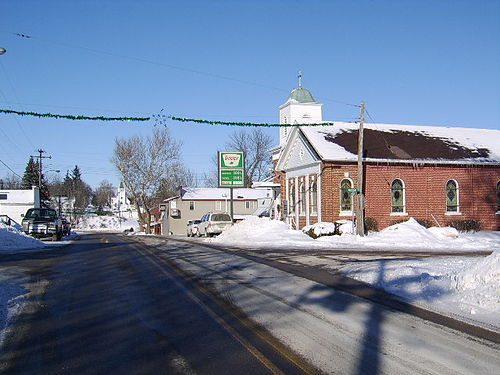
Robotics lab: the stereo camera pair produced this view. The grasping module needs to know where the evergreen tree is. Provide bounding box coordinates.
[21,157,38,189]
[20,156,50,206]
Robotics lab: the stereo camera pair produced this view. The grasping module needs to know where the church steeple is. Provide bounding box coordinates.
[278,73,323,146]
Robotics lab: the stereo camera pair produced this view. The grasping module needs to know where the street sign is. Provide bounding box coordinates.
[218,151,245,187]
[347,188,360,194]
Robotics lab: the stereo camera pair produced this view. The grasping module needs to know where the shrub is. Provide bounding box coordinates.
[364,217,378,232]
[303,227,319,239]
[447,219,481,233]
[415,218,433,228]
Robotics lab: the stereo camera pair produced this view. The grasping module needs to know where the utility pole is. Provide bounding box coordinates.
[356,102,365,236]
[31,149,51,204]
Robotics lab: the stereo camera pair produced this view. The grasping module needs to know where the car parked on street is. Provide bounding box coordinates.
[186,219,201,237]
[21,207,63,241]
[197,212,232,237]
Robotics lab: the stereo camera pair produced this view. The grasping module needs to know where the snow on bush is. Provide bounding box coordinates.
[302,220,354,238]
[0,223,44,251]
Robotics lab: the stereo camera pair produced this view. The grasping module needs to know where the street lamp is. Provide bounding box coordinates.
[0,48,6,55]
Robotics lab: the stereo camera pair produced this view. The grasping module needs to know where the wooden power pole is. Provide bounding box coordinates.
[31,149,51,204]
[356,102,365,236]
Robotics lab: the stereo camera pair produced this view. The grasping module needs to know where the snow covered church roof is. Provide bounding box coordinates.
[298,122,500,164]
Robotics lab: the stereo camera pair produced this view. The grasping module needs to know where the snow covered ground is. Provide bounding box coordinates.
[73,214,139,232]
[210,217,500,329]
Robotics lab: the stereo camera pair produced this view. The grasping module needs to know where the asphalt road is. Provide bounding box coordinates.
[0,233,321,375]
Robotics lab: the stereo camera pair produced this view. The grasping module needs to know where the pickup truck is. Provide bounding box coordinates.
[21,208,63,241]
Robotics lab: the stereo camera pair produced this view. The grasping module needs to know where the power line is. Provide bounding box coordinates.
[2,30,360,108]
[0,158,22,178]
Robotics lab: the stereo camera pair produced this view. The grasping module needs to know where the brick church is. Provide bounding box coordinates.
[271,83,500,231]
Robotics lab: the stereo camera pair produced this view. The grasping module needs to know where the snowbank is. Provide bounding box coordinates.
[214,216,312,245]
[0,223,44,251]
[339,253,500,328]
[74,215,139,232]
[212,216,499,253]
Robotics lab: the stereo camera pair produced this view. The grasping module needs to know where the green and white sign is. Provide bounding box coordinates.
[218,151,245,187]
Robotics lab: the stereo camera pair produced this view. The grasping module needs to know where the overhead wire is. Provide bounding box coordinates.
[1,30,361,109]
[0,158,22,178]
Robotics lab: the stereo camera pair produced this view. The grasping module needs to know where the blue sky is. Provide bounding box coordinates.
[1,0,499,189]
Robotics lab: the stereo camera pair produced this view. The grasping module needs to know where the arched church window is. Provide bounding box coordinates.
[497,181,500,212]
[310,180,317,214]
[391,179,405,213]
[340,179,353,211]
[299,183,306,215]
[446,180,459,212]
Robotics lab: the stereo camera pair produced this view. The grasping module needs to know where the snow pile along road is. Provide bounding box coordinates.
[213,216,499,253]
[0,222,44,251]
[451,250,499,315]
[214,216,313,246]
[74,215,139,231]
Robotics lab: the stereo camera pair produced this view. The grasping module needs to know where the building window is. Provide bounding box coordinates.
[245,201,254,209]
[310,180,317,214]
[340,179,353,212]
[299,183,306,214]
[446,180,459,212]
[391,179,405,213]
[289,180,295,214]
[497,182,500,212]
[189,201,195,211]
[0,193,7,200]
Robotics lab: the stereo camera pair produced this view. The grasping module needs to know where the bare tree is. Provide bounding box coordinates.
[156,167,196,200]
[112,128,182,233]
[92,180,115,212]
[225,128,274,187]
[0,174,22,189]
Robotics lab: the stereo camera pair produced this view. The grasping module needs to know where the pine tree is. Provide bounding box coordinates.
[20,156,50,206]
[21,157,38,189]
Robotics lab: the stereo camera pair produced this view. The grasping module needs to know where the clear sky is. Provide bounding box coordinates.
[1,0,499,189]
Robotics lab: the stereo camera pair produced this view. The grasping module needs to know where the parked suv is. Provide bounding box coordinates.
[21,208,63,241]
[197,212,232,237]
[186,219,201,237]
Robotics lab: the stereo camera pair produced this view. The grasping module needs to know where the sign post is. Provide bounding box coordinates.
[218,152,245,222]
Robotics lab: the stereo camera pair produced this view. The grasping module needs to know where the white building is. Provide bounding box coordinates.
[0,186,41,225]
[110,182,138,219]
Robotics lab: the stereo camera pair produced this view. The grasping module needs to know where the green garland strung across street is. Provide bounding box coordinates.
[170,116,336,127]
[0,109,344,127]
[0,109,150,122]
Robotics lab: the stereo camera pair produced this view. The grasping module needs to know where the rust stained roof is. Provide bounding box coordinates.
[322,129,491,160]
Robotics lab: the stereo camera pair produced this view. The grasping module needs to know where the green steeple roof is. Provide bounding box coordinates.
[288,87,316,103]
